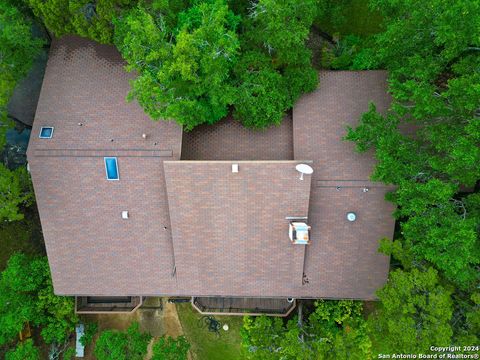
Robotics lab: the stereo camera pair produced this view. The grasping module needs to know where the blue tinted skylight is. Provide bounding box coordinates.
[39,127,54,139]
[104,157,119,180]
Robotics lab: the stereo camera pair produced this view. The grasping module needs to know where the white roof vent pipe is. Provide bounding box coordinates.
[295,164,313,180]
[347,212,357,222]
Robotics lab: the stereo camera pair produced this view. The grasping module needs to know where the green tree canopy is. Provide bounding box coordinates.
[5,339,40,360]
[232,0,318,128]
[114,0,317,130]
[345,0,480,288]
[241,300,370,359]
[0,165,34,222]
[26,0,137,44]
[0,0,44,148]
[114,0,240,130]
[94,322,151,360]
[0,253,77,346]
[368,268,453,355]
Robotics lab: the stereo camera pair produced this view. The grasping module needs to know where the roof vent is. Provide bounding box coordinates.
[289,222,311,244]
[295,164,313,180]
[232,164,239,173]
[347,212,356,222]
[142,133,147,139]
[122,211,129,219]
[362,187,369,192]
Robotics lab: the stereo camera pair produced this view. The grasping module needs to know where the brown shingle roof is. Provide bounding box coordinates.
[181,114,293,160]
[164,161,312,297]
[27,36,182,295]
[293,71,395,299]
[28,36,394,299]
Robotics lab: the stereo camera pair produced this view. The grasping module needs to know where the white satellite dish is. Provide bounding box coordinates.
[295,164,314,180]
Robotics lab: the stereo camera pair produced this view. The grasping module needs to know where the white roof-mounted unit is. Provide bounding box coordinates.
[289,222,311,245]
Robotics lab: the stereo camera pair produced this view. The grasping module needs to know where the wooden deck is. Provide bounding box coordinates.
[192,297,296,317]
[75,296,143,314]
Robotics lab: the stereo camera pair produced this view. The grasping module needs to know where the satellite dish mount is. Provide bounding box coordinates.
[295,164,314,180]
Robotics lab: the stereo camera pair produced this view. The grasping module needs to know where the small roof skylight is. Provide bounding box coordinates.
[39,127,54,139]
[104,157,119,180]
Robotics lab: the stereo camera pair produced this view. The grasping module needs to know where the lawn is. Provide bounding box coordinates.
[175,304,246,360]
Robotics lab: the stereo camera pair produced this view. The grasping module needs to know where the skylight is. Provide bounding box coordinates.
[104,157,119,180]
[39,127,54,139]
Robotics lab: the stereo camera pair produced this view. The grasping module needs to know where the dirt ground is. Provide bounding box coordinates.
[78,297,185,360]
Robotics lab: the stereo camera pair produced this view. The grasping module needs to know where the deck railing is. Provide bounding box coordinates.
[192,297,296,317]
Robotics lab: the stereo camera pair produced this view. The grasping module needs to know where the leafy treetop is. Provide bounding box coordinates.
[0,253,77,346]
[94,322,151,360]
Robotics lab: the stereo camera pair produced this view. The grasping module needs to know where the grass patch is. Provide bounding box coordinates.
[175,303,245,360]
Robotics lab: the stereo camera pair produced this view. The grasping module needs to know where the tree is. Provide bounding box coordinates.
[114,0,318,130]
[0,0,44,148]
[35,259,77,345]
[307,300,371,359]
[452,291,480,346]
[0,253,77,346]
[232,52,291,128]
[94,322,151,360]
[151,336,190,360]
[0,2,44,84]
[345,0,480,288]
[0,165,34,222]
[5,339,41,360]
[114,0,240,130]
[0,1,42,223]
[241,315,286,359]
[246,0,315,62]
[26,0,137,44]
[241,300,370,359]
[233,0,318,128]
[0,254,43,345]
[368,268,453,355]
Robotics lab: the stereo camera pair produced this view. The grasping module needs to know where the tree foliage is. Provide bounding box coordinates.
[241,300,370,359]
[0,253,77,346]
[151,336,190,360]
[115,0,239,130]
[368,268,453,355]
[5,339,41,360]
[232,0,318,128]
[114,0,317,130]
[0,1,40,222]
[26,0,136,44]
[94,322,151,360]
[0,0,44,148]
[345,0,480,288]
[0,165,34,222]
[79,322,98,347]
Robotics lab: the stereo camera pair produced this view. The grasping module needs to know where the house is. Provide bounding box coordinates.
[27,36,395,316]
